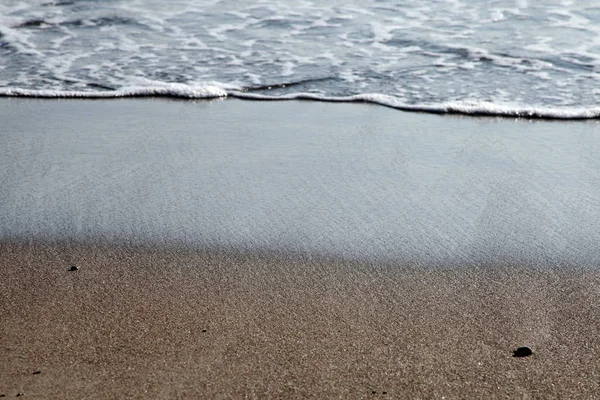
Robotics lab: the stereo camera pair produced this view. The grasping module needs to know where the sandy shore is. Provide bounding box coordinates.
[2,98,600,398]
[2,240,600,399]
[3,98,600,264]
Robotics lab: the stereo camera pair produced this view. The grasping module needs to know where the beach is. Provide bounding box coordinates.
[3,241,600,398]
[2,98,600,398]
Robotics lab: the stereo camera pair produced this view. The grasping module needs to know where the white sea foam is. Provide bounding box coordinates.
[233,92,600,119]
[0,84,228,99]
[1,83,600,119]
[1,0,600,116]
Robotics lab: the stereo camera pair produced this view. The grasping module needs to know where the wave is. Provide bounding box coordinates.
[233,92,600,120]
[2,83,600,120]
[0,84,229,99]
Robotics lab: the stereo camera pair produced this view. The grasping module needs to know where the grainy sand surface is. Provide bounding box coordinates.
[2,241,600,399]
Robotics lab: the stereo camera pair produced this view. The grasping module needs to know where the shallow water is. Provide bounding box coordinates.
[1,0,600,118]
[2,99,600,265]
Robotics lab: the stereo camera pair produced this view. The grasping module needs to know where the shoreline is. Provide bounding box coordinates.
[2,90,600,120]
[2,98,600,397]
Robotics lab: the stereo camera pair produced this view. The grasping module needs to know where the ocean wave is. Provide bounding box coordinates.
[0,84,228,99]
[1,83,600,120]
[3,0,600,114]
[233,92,600,119]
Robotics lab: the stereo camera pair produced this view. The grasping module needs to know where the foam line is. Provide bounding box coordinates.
[2,85,600,120]
[0,85,228,99]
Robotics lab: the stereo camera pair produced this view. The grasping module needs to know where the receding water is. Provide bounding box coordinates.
[1,0,600,118]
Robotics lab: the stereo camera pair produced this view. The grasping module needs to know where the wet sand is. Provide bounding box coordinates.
[2,98,600,398]
[2,98,600,264]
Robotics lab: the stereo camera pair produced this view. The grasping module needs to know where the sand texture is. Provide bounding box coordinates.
[2,241,600,399]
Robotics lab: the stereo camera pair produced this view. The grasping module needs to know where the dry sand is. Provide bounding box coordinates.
[2,240,600,399]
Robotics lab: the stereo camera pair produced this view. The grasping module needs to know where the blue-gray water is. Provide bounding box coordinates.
[1,0,600,118]
[2,99,600,265]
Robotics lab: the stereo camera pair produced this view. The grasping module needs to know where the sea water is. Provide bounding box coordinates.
[1,0,600,118]
[2,1,600,265]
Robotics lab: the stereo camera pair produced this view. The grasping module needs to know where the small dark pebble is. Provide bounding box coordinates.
[32,370,41,375]
[16,394,24,397]
[382,392,387,395]
[201,329,207,333]
[372,391,377,394]
[68,266,79,271]
[0,394,5,397]
[513,346,533,357]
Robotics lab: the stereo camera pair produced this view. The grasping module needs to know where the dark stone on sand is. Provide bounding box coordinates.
[32,370,41,375]
[0,394,5,397]
[513,346,533,357]
[16,394,24,397]
[202,329,207,333]
[69,266,79,271]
